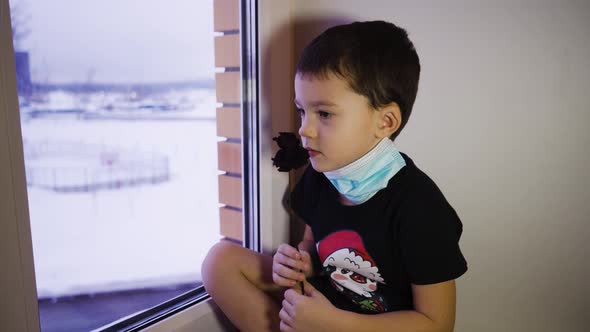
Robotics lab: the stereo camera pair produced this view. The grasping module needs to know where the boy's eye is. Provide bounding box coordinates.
[296,108,305,116]
[318,111,332,119]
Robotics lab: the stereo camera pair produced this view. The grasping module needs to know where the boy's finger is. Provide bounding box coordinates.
[283,288,302,303]
[278,244,301,260]
[272,271,298,287]
[276,254,305,270]
[299,249,310,261]
[299,250,311,271]
[281,298,295,316]
[275,263,306,281]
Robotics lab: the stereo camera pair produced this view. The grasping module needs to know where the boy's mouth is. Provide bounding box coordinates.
[305,147,320,157]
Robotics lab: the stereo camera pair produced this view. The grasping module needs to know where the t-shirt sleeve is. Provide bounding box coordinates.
[289,165,318,224]
[398,179,468,285]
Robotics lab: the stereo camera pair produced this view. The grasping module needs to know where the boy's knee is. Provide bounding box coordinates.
[202,240,239,275]
[202,241,282,296]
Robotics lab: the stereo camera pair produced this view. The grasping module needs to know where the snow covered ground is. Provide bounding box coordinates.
[20,88,223,299]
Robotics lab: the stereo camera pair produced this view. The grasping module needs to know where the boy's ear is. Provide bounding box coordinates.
[375,102,402,138]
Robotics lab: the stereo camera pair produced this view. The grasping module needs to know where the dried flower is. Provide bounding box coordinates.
[272,132,308,294]
[271,132,309,172]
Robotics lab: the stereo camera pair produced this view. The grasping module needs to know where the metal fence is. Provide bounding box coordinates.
[23,140,170,192]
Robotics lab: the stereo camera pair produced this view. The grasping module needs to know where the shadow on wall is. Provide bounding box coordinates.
[293,16,357,60]
[260,15,357,245]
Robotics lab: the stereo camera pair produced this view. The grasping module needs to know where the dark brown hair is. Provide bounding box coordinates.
[296,20,421,140]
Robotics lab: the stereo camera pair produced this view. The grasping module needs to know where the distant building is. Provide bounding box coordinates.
[14,51,32,96]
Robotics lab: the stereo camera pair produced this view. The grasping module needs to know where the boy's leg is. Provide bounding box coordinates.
[201,240,283,332]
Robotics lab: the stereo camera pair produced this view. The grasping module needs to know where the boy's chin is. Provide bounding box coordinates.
[309,160,324,172]
[310,160,335,173]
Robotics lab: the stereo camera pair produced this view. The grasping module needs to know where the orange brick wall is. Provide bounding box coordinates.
[214,0,243,242]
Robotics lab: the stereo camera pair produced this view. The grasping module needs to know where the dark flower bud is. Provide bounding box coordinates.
[271,132,309,172]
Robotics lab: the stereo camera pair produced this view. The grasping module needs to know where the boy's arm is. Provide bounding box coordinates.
[328,280,457,332]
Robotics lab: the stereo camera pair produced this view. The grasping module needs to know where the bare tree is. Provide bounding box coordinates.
[10,0,31,50]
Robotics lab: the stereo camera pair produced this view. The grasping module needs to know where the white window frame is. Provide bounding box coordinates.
[0,0,294,330]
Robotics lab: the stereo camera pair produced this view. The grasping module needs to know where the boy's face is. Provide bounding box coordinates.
[294,72,384,173]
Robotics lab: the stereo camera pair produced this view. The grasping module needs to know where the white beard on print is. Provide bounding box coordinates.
[323,248,384,298]
[329,266,378,297]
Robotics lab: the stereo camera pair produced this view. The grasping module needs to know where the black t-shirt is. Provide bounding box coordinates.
[290,152,468,314]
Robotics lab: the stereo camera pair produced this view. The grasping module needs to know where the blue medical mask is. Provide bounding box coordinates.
[324,138,406,205]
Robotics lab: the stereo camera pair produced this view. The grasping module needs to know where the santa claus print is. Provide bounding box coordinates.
[317,230,388,313]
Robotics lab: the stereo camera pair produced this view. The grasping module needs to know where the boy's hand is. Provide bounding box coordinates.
[272,243,311,288]
[279,279,336,332]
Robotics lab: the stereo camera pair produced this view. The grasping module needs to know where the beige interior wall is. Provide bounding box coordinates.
[258,0,297,253]
[292,1,590,331]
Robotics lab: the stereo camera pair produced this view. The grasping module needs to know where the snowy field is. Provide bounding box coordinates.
[20,89,223,299]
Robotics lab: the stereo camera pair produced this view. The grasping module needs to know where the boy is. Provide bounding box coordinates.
[202,20,467,332]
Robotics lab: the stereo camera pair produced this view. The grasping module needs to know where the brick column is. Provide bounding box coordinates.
[214,0,243,243]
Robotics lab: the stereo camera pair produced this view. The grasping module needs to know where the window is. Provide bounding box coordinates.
[7,0,240,330]
[2,0,295,330]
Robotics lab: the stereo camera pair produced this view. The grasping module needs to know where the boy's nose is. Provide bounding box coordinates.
[298,117,317,139]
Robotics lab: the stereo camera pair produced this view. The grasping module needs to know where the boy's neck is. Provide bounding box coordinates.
[339,193,356,206]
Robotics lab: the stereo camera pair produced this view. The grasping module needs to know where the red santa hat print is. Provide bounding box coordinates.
[317,230,384,283]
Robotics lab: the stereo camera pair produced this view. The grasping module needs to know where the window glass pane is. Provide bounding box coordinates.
[9,0,221,330]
